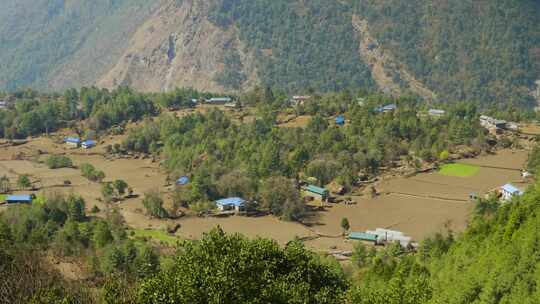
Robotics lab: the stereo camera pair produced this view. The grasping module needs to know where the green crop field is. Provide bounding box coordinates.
[439,163,480,177]
[131,229,179,245]
[0,194,5,202]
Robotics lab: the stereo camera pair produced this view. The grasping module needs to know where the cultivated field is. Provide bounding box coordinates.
[0,134,530,252]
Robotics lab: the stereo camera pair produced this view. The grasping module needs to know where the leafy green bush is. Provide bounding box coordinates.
[46,155,73,169]
[136,228,347,303]
[142,191,168,219]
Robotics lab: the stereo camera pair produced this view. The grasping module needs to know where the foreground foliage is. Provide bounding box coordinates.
[137,228,347,304]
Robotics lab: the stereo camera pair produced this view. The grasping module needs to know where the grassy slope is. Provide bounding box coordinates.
[131,229,180,246]
[439,163,480,177]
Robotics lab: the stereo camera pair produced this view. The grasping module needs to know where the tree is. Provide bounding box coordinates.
[113,180,128,199]
[260,176,305,221]
[92,221,113,248]
[101,183,114,203]
[142,191,168,218]
[136,228,347,304]
[0,175,9,193]
[340,218,350,234]
[17,175,31,190]
[351,242,369,268]
[46,155,73,169]
[439,150,449,161]
[66,195,86,222]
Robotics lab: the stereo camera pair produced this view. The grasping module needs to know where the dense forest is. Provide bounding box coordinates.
[1,0,539,105]
[353,0,540,106]
[0,0,157,90]
[208,0,376,92]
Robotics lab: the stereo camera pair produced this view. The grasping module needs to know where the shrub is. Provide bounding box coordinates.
[142,191,168,218]
[46,155,73,169]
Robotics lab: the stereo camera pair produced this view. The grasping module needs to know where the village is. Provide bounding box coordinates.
[0,95,537,257]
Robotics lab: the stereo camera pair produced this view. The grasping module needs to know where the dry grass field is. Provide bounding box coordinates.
[0,134,530,252]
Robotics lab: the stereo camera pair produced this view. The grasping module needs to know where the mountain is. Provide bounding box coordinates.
[1,0,540,106]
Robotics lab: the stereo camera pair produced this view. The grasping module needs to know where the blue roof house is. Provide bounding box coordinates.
[215,197,246,212]
[5,194,34,204]
[176,176,190,186]
[500,184,523,201]
[64,137,81,147]
[336,115,346,126]
[81,140,97,149]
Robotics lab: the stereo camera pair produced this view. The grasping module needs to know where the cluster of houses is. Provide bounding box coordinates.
[64,137,96,149]
[480,115,519,134]
[348,228,416,249]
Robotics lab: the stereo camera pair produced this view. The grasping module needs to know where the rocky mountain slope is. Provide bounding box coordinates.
[1,0,539,105]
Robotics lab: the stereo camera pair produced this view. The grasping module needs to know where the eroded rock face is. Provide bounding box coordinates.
[533,79,540,108]
[98,0,257,93]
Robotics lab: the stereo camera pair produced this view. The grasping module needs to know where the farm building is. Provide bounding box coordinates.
[480,115,507,129]
[500,184,523,201]
[81,140,96,149]
[207,97,232,104]
[507,122,519,131]
[335,115,346,126]
[375,104,397,114]
[176,176,190,186]
[215,197,246,212]
[5,194,34,204]
[305,185,329,201]
[366,228,412,248]
[290,95,312,106]
[224,102,238,108]
[347,232,378,243]
[428,109,445,117]
[64,137,81,147]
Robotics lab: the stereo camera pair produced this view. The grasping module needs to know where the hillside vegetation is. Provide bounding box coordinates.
[0,0,157,90]
[353,0,540,106]
[1,0,540,105]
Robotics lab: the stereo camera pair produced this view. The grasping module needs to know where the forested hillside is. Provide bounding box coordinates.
[0,0,158,90]
[1,0,540,106]
[353,0,540,106]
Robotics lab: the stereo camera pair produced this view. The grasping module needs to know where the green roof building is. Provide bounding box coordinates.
[347,232,378,242]
[305,185,329,200]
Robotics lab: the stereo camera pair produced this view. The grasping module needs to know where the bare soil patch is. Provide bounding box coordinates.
[0,137,529,252]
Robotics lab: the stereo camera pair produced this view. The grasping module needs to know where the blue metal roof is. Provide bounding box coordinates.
[82,140,96,146]
[501,184,523,195]
[216,197,245,207]
[6,195,33,202]
[336,115,345,125]
[64,137,81,143]
[176,176,190,185]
